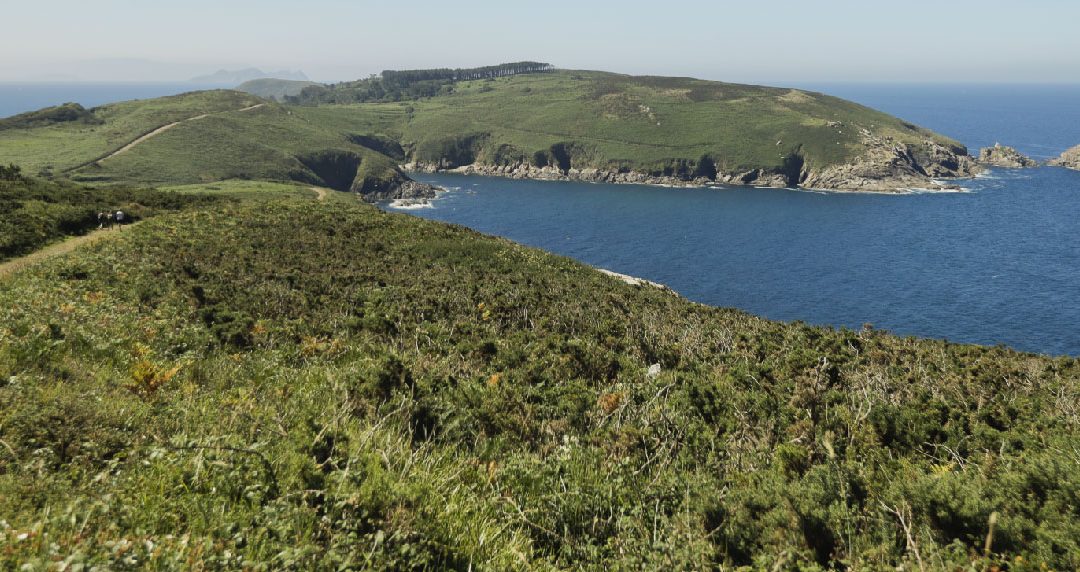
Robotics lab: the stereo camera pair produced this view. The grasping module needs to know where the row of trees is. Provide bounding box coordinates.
[381,62,554,86]
[286,62,554,105]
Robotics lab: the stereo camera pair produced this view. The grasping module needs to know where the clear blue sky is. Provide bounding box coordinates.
[2,0,1078,83]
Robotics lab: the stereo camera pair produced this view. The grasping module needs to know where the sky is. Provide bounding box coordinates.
[2,0,1079,83]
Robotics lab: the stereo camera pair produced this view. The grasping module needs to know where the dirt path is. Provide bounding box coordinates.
[311,187,329,201]
[0,223,142,280]
[101,103,266,161]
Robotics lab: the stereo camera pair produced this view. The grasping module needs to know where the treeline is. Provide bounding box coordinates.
[382,62,554,85]
[286,62,554,105]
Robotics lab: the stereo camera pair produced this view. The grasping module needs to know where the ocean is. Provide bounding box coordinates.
[3,82,1078,355]
[0,82,228,118]
[395,84,1080,356]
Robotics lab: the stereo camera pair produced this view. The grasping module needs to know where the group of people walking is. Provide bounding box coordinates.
[97,210,127,229]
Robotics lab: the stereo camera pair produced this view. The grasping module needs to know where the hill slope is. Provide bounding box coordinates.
[0,90,433,200]
[291,69,978,191]
[1,196,1076,569]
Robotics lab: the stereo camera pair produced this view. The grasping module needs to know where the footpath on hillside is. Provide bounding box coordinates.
[1,188,329,279]
[0,223,142,280]
[100,103,266,162]
[60,103,268,174]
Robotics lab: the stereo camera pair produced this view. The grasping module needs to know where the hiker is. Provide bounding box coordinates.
[97,211,108,229]
[114,210,126,229]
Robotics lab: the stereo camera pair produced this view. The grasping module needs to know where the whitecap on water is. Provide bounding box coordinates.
[388,199,435,210]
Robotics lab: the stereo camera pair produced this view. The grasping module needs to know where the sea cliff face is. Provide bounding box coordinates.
[1048,144,1080,170]
[358,177,438,202]
[403,161,790,189]
[977,144,1037,168]
[800,131,978,192]
[404,130,978,193]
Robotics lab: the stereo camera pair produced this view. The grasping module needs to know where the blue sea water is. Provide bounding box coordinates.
[393,84,1080,356]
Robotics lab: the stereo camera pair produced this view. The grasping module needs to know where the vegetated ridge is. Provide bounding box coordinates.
[290,64,979,192]
[0,190,1076,569]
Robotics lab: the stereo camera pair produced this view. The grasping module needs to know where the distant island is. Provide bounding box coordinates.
[236,78,321,101]
[190,67,309,85]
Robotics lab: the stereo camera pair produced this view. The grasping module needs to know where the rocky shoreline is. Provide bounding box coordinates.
[360,178,439,203]
[399,127,982,193]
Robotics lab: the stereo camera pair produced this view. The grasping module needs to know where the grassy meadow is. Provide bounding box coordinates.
[0,190,1077,569]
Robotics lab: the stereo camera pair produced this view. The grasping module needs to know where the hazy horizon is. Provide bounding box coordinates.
[3,0,1079,85]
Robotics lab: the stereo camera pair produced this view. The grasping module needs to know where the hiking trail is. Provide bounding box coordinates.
[101,103,266,161]
[0,222,142,280]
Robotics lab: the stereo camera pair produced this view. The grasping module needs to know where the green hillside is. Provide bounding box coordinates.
[71,100,403,192]
[0,90,417,197]
[0,67,977,195]
[1,191,1076,569]
[289,69,974,187]
[0,91,263,176]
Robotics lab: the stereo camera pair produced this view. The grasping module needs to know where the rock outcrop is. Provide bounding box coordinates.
[404,161,790,189]
[801,129,978,192]
[1048,145,1080,171]
[977,144,1038,168]
[359,178,438,202]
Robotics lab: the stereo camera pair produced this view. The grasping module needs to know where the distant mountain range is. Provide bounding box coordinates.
[190,68,309,85]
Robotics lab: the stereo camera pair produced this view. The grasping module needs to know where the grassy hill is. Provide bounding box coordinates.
[0,190,1076,569]
[0,90,418,197]
[0,90,263,176]
[0,67,977,195]
[289,69,976,189]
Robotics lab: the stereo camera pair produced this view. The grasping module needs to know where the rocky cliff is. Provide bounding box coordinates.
[360,178,439,202]
[977,144,1037,168]
[1048,145,1080,170]
[405,128,979,193]
[800,130,978,192]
